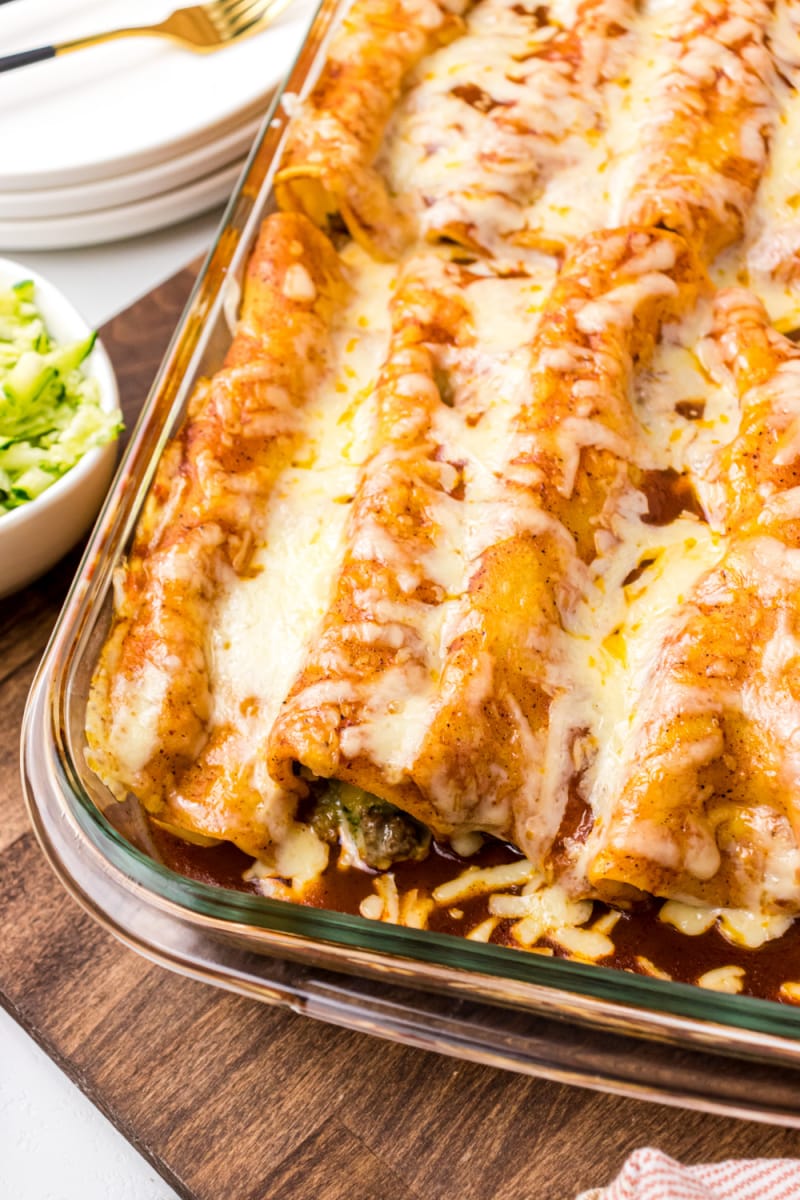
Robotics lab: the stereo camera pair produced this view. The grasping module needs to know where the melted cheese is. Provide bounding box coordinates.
[381,0,640,254]
[697,965,746,994]
[569,518,726,835]
[432,860,537,904]
[102,658,172,780]
[211,252,394,725]
[380,0,759,258]
[488,878,604,955]
[245,824,330,891]
[741,1,800,326]
[660,899,794,948]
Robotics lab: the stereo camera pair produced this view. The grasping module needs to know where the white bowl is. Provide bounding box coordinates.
[0,256,119,599]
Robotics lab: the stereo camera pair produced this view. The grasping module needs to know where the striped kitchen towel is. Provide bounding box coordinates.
[577,1148,800,1199]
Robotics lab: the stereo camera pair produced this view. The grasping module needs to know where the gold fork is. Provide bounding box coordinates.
[0,0,290,74]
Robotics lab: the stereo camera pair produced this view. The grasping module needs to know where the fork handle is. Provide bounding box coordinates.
[0,45,55,73]
[0,26,164,74]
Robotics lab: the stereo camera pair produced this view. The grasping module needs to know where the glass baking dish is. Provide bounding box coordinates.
[21,0,800,1125]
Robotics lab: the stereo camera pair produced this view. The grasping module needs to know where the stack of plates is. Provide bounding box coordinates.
[0,0,314,250]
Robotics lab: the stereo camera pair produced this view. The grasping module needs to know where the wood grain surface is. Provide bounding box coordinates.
[2,268,800,1200]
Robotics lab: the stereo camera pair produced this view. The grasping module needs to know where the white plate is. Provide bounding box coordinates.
[0,114,262,220]
[0,159,244,250]
[0,0,315,191]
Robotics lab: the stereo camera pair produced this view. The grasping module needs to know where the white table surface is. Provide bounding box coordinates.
[1,206,224,1200]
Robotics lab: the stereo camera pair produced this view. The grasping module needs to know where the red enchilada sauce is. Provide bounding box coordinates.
[149,824,800,1004]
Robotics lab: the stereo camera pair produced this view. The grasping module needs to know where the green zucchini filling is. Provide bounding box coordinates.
[309,780,431,870]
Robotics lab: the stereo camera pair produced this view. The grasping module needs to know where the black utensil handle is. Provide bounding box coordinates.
[0,45,56,73]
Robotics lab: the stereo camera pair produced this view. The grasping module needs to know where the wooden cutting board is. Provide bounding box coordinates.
[2,268,800,1200]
